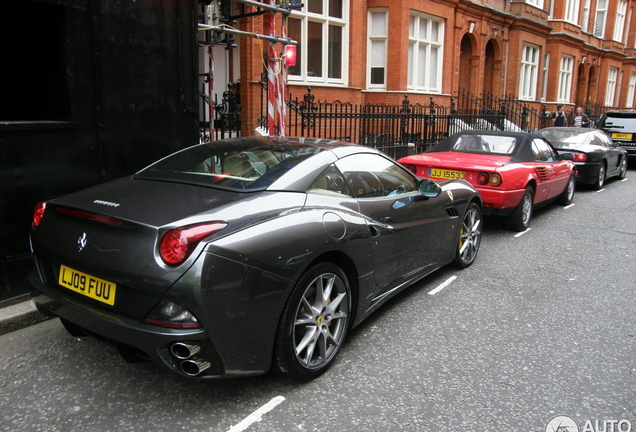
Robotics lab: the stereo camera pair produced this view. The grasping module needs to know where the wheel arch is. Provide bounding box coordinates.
[310,251,360,325]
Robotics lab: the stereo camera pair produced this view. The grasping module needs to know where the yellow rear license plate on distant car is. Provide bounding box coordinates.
[611,133,633,139]
[58,265,117,306]
[428,168,466,180]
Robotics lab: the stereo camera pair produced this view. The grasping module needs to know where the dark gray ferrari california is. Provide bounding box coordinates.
[29,136,482,380]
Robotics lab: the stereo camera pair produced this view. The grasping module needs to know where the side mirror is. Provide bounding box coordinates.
[559,152,574,160]
[419,179,442,198]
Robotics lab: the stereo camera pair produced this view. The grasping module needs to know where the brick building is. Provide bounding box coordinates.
[208,0,636,136]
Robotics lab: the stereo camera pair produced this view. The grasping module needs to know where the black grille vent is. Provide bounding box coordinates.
[446,207,459,218]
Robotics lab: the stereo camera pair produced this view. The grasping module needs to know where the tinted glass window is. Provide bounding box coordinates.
[599,113,636,130]
[335,154,418,198]
[309,165,354,197]
[539,129,589,149]
[532,139,557,162]
[135,139,324,191]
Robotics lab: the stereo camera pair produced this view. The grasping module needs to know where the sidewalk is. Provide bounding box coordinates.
[0,299,52,336]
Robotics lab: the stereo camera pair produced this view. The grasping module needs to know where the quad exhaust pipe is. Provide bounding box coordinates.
[170,342,211,376]
[180,359,211,376]
[170,342,201,360]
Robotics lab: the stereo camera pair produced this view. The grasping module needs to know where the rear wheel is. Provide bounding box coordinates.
[452,202,482,268]
[505,186,533,231]
[618,158,627,180]
[592,162,606,190]
[273,262,351,380]
[558,174,576,205]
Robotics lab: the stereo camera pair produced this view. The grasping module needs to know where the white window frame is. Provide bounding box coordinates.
[541,53,550,101]
[565,0,580,24]
[613,0,628,42]
[526,0,544,8]
[582,0,591,32]
[407,11,444,93]
[519,44,540,101]
[594,0,607,37]
[288,0,349,86]
[367,9,388,89]
[605,67,618,106]
[557,55,574,103]
[626,72,636,107]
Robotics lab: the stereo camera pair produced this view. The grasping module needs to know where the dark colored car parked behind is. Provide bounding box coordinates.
[598,111,636,158]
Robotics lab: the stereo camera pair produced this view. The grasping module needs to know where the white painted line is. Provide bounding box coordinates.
[621,178,629,182]
[564,203,575,209]
[428,275,457,296]
[514,228,531,238]
[596,188,606,193]
[227,396,286,432]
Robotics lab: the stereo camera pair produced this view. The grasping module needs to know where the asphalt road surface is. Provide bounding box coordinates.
[2,166,635,432]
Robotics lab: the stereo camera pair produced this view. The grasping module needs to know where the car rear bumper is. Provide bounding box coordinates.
[478,187,526,215]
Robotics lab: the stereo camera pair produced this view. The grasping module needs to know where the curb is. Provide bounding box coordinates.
[0,299,53,336]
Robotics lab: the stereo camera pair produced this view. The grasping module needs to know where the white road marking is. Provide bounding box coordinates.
[596,188,606,193]
[621,177,629,182]
[514,228,531,238]
[428,275,457,296]
[564,203,576,209]
[226,396,286,432]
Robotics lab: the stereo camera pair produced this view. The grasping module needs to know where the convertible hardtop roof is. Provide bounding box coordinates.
[426,130,553,163]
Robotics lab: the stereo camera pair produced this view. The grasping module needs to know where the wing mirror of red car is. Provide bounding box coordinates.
[419,179,442,199]
[559,152,574,160]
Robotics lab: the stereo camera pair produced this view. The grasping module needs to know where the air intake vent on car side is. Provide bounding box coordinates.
[446,207,459,218]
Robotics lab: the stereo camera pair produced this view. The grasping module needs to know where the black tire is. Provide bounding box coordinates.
[558,174,576,205]
[273,262,351,380]
[592,162,606,190]
[452,202,482,268]
[505,186,534,231]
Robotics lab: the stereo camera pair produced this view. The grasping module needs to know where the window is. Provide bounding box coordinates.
[407,12,444,93]
[582,0,591,32]
[368,10,387,88]
[565,0,580,24]
[526,0,544,8]
[605,67,618,106]
[519,44,539,100]
[532,139,557,162]
[288,0,349,85]
[613,0,628,42]
[627,73,636,107]
[557,55,574,103]
[541,53,550,101]
[594,0,607,37]
[335,154,418,199]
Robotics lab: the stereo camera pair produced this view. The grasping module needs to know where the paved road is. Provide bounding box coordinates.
[2,167,635,432]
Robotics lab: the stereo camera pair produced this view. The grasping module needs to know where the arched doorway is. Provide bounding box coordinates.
[459,34,475,96]
[483,39,497,96]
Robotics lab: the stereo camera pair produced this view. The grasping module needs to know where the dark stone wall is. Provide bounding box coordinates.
[0,0,199,303]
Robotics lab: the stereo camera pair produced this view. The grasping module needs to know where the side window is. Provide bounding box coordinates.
[335,154,418,198]
[309,165,354,197]
[593,132,610,147]
[532,139,556,162]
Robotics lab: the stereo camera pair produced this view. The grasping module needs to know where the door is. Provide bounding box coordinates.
[531,138,572,200]
[334,153,455,291]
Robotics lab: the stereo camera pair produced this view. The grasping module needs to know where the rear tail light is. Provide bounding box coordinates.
[476,172,503,187]
[144,300,201,328]
[572,152,587,162]
[160,222,227,266]
[33,201,47,226]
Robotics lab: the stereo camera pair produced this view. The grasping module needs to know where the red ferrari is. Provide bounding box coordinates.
[399,130,576,231]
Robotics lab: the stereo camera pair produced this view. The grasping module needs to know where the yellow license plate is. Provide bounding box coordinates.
[58,265,117,306]
[611,132,633,139]
[428,168,465,180]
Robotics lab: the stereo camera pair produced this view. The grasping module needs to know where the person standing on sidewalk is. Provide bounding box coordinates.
[552,105,568,126]
[572,106,591,127]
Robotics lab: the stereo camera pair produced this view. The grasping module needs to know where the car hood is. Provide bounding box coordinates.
[403,151,512,170]
[31,177,306,299]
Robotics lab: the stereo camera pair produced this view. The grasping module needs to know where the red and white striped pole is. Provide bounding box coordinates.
[267,2,278,136]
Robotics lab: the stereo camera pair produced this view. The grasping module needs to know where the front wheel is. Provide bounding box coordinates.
[273,262,351,380]
[505,186,534,231]
[618,158,627,180]
[452,202,482,268]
